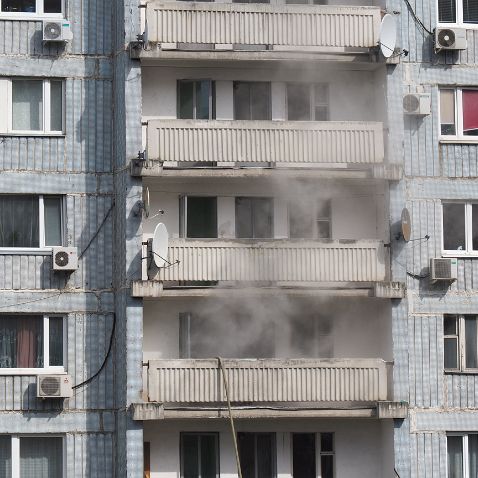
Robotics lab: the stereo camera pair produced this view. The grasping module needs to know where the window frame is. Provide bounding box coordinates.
[439,88,478,143]
[7,78,65,135]
[237,432,277,478]
[444,315,478,373]
[235,196,274,239]
[180,195,218,239]
[0,194,65,254]
[447,433,478,478]
[0,435,65,478]
[233,81,272,121]
[441,200,478,256]
[0,314,67,375]
[180,432,220,478]
[288,198,331,240]
[286,83,329,122]
[437,0,478,28]
[177,79,216,121]
[0,0,64,18]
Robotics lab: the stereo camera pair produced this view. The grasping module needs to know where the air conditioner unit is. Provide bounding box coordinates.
[430,258,458,283]
[435,28,467,51]
[403,93,431,115]
[52,246,78,271]
[37,375,73,399]
[42,20,73,42]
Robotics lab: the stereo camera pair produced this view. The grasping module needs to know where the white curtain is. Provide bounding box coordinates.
[12,80,42,131]
[20,437,62,478]
[448,436,463,478]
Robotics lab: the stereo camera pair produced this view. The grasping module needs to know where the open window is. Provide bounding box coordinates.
[0,195,63,250]
[440,88,478,140]
[0,0,63,15]
[289,199,331,239]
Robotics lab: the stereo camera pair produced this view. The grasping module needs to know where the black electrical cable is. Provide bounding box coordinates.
[402,0,434,35]
[72,312,116,390]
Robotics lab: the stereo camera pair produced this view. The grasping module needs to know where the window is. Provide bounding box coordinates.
[234,82,271,120]
[0,0,62,15]
[444,315,478,371]
[238,433,276,478]
[287,84,328,121]
[442,201,478,255]
[287,0,326,4]
[235,197,273,239]
[0,315,65,371]
[0,195,63,249]
[0,436,63,478]
[180,433,219,478]
[178,80,215,120]
[447,434,478,478]
[289,199,331,239]
[438,0,478,24]
[292,433,334,478]
[440,88,478,139]
[181,196,218,239]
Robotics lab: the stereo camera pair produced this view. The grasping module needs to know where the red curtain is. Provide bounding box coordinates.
[16,317,41,368]
[463,90,478,132]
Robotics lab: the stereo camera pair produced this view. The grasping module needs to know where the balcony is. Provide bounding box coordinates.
[134,2,382,62]
[133,358,407,419]
[132,119,390,178]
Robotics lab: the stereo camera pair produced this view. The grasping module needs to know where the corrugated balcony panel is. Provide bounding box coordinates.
[148,358,388,404]
[146,2,381,49]
[147,120,384,166]
[151,239,386,283]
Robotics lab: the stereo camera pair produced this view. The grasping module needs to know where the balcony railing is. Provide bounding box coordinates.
[146,239,387,283]
[145,2,381,51]
[147,358,389,404]
[146,119,384,167]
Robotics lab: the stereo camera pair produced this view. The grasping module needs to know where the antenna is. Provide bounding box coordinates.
[379,14,397,59]
[152,223,169,268]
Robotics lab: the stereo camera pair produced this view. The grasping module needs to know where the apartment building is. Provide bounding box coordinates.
[127,0,409,476]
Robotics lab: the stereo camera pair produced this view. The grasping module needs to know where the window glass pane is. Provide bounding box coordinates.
[48,317,63,367]
[20,437,62,478]
[195,81,212,120]
[321,433,334,453]
[465,317,478,368]
[473,204,478,250]
[186,197,217,238]
[443,203,465,251]
[178,81,194,119]
[463,90,478,136]
[44,0,62,13]
[440,89,456,135]
[321,456,334,478]
[463,0,478,23]
[287,84,311,121]
[234,82,250,120]
[0,195,39,247]
[250,83,271,120]
[438,0,456,22]
[444,315,458,335]
[289,212,314,239]
[12,80,43,131]
[314,106,328,121]
[236,197,253,238]
[182,434,199,478]
[238,433,256,478]
[1,0,35,12]
[200,435,218,478]
[256,434,274,478]
[50,81,63,132]
[293,434,316,478]
[253,198,273,239]
[44,197,62,246]
[0,436,11,478]
[447,436,463,478]
[444,337,459,369]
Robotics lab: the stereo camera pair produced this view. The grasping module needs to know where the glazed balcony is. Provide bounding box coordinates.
[132,119,387,178]
[135,2,382,62]
[132,358,407,419]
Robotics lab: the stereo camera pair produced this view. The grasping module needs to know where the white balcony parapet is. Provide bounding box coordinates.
[147,358,389,404]
[147,239,387,283]
[145,2,381,50]
[146,120,384,167]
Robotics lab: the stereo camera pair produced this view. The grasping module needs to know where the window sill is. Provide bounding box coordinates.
[437,23,478,30]
[0,14,63,21]
[1,133,65,138]
[445,370,478,375]
[442,251,478,258]
[0,248,52,255]
[440,138,478,144]
[0,368,66,376]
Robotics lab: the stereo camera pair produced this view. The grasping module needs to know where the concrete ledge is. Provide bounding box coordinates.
[131,403,164,421]
[374,282,406,299]
[377,401,408,419]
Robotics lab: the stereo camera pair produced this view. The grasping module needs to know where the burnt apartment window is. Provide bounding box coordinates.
[439,0,478,24]
[442,202,478,254]
[293,434,316,478]
[234,82,271,120]
[180,433,219,478]
[235,197,273,239]
[178,80,215,120]
[289,199,330,239]
[184,196,217,238]
[238,433,276,478]
[444,315,478,371]
[287,84,328,121]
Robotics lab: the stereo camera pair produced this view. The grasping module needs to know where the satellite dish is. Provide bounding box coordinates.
[401,208,411,242]
[143,187,150,218]
[152,223,169,268]
[379,14,397,58]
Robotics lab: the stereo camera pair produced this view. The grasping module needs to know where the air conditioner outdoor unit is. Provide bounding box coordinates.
[430,258,458,283]
[43,20,73,42]
[52,246,78,271]
[37,375,73,399]
[403,93,431,115]
[435,28,467,51]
